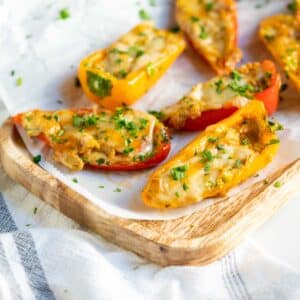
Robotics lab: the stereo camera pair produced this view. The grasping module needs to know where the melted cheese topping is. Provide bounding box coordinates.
[260,14,300,88]
[176,0,242,73]
[161,62,272,129]
[143,106,278,209]
[19,107,167,171]
[92,22,185,79]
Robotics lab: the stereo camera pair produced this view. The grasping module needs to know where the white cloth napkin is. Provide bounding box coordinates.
[1,177,300,300]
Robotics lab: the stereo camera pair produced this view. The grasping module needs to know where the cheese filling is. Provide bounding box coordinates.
[19,107,167,171]
[92,22,183,79]
[161,62,272,128]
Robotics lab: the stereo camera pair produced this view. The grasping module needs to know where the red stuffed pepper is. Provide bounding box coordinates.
[159,60,281,131]
[13,107,171,171]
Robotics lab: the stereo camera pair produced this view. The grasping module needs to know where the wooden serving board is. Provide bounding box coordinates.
[1,117,300,266]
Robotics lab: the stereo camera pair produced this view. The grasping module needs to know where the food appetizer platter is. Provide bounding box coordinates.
[1,0,300,265]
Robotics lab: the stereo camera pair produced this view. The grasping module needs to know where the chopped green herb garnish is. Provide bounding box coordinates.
[274,181,281,188]
[190,16,200,22]
[208,137,219,143]
[233,159,242,169]
[33,207,37,214]
[146,63,155,77]
[268,138,280,145]
[204,163,211,173]
[230,70,242,81]
[199,25,209,39]
[215,80,223,94]
[148,110,165,121]
[97,158,106,165]
[205,2,214,11]
[118,69,128,78]
[170,165,189,181]
[86,71,113,98]
[123,147,134,155]
[33,155,41,164]
[200,150,213,162]
[149,0,156,6]
[56,100,63,104]
[114,188,122,192]
[98,185,105,189]
[16,77,23,86]
[10,70,15,76]
[268,120,284,132]
[139,9,151,20]
[175,192,180,198]
[72,178,78,183]
[240,138,249,145]
[59,8,70,20]
[183,183,189,191]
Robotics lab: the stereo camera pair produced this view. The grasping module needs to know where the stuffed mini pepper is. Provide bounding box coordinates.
[142,100,279,209]
[159,61,281,131]
[175,0,242,74]
[260,0,300,91]
[14,107,171,171]
[78,22,186,109]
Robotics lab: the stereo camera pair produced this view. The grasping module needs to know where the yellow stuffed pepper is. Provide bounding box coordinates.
[78,22,186,109]
[142,100,280,209]
[259,0,300,91]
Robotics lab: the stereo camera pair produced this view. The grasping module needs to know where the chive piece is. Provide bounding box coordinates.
[205,2,214,11]
[33,155,41,164]
[274,181,281,188]
[114,188,122,192]
[33,207,37,214]
[199,25,209,40]
[268,139,280,145]
[139,9,150,20]
[190,16,200,23]
[148,110,165,121]
[200,150,213,162]
[208,137,219,143]
[86,71,113,98]
[97,158,105,165]
[170,165,189,181]
[59,8,70,20]
[183,183,189,191]
[146,63,155,77]
[16,77,23,86]
[72,178,78,183]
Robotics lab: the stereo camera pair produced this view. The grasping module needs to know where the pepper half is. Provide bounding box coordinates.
[159,60,281,131]
[175,0,242,74]
[13,107,171,171]
[260,3,300,91]
[142,100,279,209]
[78,22,186,109]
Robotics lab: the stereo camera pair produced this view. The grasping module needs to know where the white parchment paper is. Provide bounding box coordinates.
[1,0,300,220]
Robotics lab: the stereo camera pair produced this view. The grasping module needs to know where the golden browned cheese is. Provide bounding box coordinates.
[161,63,272,129]
[92,21,186,79]
[176,0,242,74]
[18,107,167,171]
[142,101,279,209]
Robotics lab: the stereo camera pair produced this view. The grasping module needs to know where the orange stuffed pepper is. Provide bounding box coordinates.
[142,100,279,209]
[175,0,242,74]
[78,22,186,109]
[260,0,300,91]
